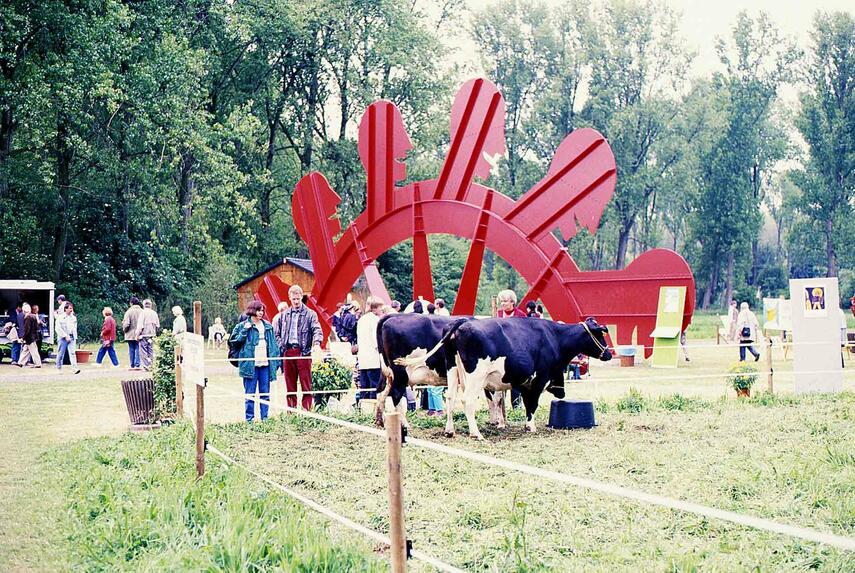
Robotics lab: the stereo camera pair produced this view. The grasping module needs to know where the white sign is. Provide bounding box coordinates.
[181,333,206,387]
[789,278,842,394]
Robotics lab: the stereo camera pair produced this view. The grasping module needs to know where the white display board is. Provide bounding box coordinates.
[789,278,842,394]
[181,333,206,387]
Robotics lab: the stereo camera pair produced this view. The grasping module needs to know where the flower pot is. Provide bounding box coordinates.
[75,350,92,364]
[736,387,751,398]
[121,378,156,426]
[619,355,635,367]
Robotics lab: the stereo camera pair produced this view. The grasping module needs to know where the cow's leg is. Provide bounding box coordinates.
[486,390,498,425]
[498,391,507,428]
[522,389,540,433]
[396,392,410,429]
[374,375,393,427]
[444,364,459,437]
[458,356,485,440]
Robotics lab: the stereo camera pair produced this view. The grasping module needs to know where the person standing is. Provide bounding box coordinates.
[15,303,43,369]
[497,289,526,318]
[122,297,143,370]
[736,302,761,362]
[280,285,323,411]
[135,299,160,371]
[727,299,739,343]
[230,300,279,422]
[54,302,80,374]
[356,297,385,405]
[497,289,525,408]
[171,306,187,339]
[94,307,119,367]
[10,304,24,364]
[434,298,450,316]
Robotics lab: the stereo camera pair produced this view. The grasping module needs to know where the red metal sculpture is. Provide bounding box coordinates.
[264,78,694,357]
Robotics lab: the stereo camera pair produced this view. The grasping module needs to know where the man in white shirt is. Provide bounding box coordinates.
[356,297,386,405]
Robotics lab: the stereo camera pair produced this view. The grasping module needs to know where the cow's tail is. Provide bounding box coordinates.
[393,318,468,367]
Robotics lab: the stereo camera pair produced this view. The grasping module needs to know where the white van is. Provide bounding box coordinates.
[0,280,56,363]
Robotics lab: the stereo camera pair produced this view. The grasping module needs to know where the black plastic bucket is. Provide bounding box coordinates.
[547,399,596,429]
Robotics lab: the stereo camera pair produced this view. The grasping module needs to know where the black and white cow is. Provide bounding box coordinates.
[398,317,612,440]
[374,313,466,426]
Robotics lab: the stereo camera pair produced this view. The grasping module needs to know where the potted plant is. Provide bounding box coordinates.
[311,357,354,408]
[726,362,758,398]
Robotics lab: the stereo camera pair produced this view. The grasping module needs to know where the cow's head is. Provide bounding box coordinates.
[582,317,612,361]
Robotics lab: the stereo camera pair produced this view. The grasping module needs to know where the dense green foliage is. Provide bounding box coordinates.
[0,0,852,319]
[152,330,176,420]
[51,422,383,571]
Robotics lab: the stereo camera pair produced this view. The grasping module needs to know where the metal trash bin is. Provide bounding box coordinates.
[121,378,155,426]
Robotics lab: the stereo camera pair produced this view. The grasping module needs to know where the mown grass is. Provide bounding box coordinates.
[213,391,855,572]
[50,422,385,572]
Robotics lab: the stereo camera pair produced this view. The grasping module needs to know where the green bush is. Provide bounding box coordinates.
[726,362,758,391]
[311,358,354,407]
[50,423,383,571]
[152,330,176,420]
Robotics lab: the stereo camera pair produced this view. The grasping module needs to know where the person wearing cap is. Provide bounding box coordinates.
[135,299,160,371]
[122,297,143,370]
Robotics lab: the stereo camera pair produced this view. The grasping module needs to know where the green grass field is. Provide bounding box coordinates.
[1,338,854,571]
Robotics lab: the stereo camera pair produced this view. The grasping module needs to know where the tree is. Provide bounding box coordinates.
[690,11,797,308]
[794,11,855,278]
[580,0,693,269]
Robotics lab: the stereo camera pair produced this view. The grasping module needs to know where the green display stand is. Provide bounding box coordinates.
[650,286,686,369]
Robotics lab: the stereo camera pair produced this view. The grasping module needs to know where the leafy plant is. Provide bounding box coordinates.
[616,388,648,413]
[311,358,353,408]
[152,330,177,420]
[726,362,758,391]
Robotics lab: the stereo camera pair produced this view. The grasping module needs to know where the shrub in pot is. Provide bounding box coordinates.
[727,362,758,398]
[311,357,353,408]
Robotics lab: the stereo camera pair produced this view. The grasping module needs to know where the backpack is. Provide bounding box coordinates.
[228,324,246,368]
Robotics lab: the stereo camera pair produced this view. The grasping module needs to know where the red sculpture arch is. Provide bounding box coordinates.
[272,78,694,357]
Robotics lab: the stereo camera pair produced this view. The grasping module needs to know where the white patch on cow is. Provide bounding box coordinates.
[398,347,445,386]
[457,355,506,440]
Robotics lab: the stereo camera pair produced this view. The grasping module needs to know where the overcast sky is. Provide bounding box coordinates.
[453,0,855,80]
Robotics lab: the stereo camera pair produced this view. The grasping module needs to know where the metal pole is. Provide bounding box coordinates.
[194,300,205,478]
[386,412,406,573]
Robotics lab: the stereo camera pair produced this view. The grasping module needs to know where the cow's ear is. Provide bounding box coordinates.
[584,316,596,324]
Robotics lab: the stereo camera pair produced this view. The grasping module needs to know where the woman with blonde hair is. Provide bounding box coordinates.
[95,307,119,367]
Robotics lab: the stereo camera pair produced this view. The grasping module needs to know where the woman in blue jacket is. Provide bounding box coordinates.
[229,300,280,421]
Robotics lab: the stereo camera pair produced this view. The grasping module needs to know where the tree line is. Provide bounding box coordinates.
[1,0,852,337]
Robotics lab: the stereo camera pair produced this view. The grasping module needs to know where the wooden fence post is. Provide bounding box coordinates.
[194,300,205,478]
[386,412,407,573]
[175,345,183,417]
[766,335,774,394]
